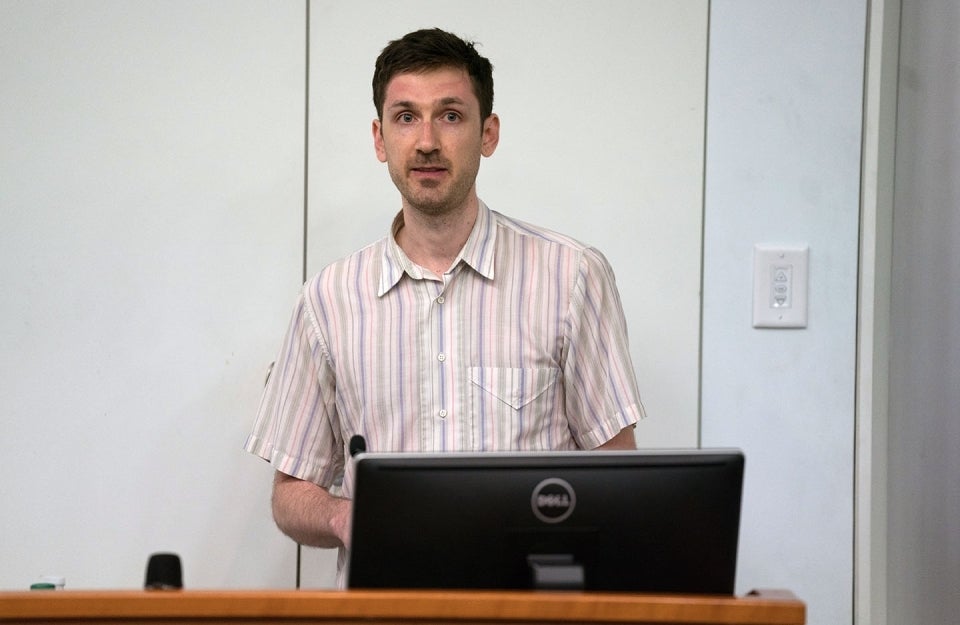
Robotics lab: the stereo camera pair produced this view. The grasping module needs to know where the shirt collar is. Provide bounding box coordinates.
[378,200,497,296]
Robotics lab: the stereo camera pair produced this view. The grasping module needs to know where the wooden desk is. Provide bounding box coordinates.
[0,589,804,624]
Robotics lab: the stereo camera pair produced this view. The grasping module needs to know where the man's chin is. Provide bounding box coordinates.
[400,178,475,217]
[404,187,455,215]
[408,199,453,216]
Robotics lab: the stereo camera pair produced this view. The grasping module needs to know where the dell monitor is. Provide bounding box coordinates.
[347,448,744,594]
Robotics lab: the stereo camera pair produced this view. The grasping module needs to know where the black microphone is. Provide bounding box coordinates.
[349,434,367,457]
[144,553,183,590]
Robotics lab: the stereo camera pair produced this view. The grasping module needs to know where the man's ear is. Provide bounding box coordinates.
[481,113,500,158]
[372,119,387,163]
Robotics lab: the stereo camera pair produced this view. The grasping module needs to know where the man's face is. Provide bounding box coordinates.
[373,67,499,216]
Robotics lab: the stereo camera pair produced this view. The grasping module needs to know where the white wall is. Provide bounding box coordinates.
[701,2,866,624]
[0,0,305,589]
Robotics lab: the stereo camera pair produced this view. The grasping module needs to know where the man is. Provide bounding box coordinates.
[245,28,645,585]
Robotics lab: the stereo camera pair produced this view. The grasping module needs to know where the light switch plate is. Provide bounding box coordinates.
[752,245,808,328]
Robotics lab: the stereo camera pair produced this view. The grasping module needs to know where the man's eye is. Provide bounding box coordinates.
[397,113,415,123]
[443,112,461,122]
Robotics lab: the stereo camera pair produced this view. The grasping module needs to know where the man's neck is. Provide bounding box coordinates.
[396,197,479,276]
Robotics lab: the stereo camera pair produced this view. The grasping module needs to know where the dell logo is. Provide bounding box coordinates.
[531,478,576,524]
[537,493,571,508]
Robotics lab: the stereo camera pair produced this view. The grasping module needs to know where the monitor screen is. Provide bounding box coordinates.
[347,449,744,594]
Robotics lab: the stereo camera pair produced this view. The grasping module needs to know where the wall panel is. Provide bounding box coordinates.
[0,0,306,589]
[701,1,865,623]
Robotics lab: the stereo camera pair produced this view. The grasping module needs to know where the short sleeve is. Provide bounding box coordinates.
[562,247,646,448]
[243,290,344,487]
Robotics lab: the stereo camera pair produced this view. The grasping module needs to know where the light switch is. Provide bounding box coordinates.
[752,245,808,328]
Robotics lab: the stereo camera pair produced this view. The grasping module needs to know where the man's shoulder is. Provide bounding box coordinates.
[491,210,591,252]
[491,210,615,268]
[488,210,618,287]
[303,237,387,295]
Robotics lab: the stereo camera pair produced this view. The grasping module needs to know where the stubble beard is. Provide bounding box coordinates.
[391,154,480,217]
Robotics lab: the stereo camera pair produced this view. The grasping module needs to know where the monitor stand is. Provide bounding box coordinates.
[527,554,585,590]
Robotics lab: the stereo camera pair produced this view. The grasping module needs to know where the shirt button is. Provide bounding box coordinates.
[439,409,448,418]
[437,296,445,304]
[437,353,446,362]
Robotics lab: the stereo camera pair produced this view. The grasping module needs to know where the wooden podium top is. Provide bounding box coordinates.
[0,588,804,624]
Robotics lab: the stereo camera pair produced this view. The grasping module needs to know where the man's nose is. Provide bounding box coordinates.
[416,120,439,152]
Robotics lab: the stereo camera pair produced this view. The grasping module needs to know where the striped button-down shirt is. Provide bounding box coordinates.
[245,200,645,493]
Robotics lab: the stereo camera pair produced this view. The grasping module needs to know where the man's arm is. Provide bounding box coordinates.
[596,426,637,450]
[271,471,352,549]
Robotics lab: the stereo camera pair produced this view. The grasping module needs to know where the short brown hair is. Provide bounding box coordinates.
[372,28,494,123]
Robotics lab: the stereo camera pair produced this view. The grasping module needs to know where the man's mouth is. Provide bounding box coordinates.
[411,166,448,182]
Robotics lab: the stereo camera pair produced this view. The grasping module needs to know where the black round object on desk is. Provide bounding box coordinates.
[144,552,182,589]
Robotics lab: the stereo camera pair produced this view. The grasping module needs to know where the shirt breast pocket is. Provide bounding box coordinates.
[469,366,561,450]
